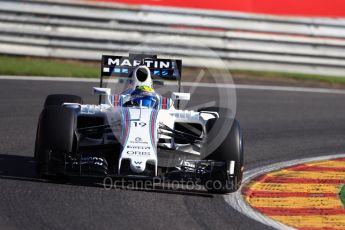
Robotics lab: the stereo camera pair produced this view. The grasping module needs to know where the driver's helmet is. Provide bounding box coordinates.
[130,86,158,108]
[132,95,158,108]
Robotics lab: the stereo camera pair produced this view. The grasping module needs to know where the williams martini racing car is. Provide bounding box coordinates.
[34,54,244,193]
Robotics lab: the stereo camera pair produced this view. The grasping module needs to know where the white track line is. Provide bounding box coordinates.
[224,153,345,230]
[1,75,345,94]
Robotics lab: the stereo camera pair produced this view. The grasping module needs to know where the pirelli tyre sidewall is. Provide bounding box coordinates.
[35,106,76,176]
[204,118,244,193]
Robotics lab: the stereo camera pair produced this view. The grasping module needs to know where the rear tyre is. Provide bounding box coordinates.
[34,106,76,178]
[203,118,244,194]
[44,94,83,108]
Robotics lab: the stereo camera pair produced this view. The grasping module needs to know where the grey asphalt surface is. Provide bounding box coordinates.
[1,79,345,230]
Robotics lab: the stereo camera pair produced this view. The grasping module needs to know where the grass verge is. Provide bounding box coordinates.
[1,55,345,87]
[340,185,345,208]
[0,55,99,78]
[231,69,345,86]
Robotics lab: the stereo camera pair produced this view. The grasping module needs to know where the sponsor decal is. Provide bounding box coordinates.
[179,160,195,168]
[101,56,180,78]
[130,137,148,144]
[106,58,172,69]
[127,146,151,150]
[127,151,150,156]
[80,156,105,166]
[81,156,103,162]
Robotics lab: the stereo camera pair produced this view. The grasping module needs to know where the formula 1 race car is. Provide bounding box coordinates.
[34,54,243,193]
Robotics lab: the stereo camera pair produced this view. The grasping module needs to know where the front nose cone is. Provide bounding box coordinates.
[130,159,146,173]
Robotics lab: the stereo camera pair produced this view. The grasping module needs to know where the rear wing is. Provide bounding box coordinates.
[99,54,182,104]
[101,54,181,81]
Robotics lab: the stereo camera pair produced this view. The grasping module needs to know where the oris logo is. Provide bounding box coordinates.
[127,151,150,156]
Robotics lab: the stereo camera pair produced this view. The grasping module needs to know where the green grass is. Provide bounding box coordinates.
[231,69,345,86]
[0,55,99,78]
[340,185,345,208]
[1,55,345,86]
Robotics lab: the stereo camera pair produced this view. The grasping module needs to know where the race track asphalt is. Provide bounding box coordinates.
[1,79,345,230]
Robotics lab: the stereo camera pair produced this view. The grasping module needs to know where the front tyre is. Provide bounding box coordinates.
[44,94,83,108]
[203,119,244,194]
[34,106,76,178]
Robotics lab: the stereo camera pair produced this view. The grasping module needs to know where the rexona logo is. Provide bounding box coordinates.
[107,58,172,69]
[127,146,151,150]
[127,151,150,156]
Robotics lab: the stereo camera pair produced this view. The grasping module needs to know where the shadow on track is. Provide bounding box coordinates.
[0,154,214,198]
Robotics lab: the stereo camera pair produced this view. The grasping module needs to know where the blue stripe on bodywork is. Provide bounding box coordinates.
[159,96,163,110]
[149,110,158,153]
[120,108,130,145]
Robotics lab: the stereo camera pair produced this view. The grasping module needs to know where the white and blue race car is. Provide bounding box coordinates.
[34,54,243,193]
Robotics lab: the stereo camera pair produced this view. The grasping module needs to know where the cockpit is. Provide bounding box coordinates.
[123,86,159,109]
